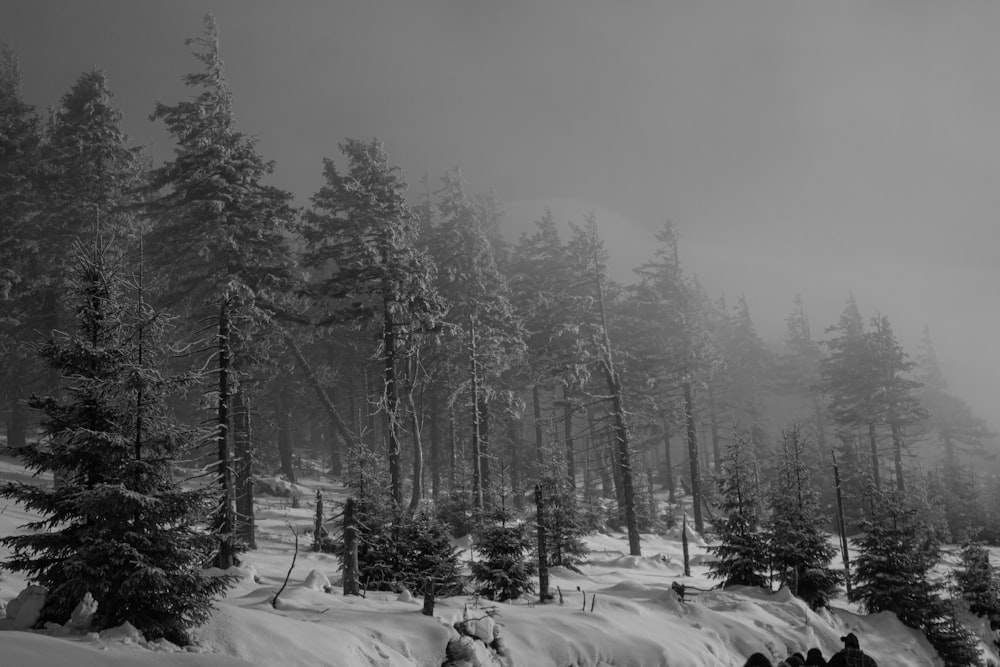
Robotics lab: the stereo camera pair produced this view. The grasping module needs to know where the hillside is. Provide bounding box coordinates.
[0,455,975,667]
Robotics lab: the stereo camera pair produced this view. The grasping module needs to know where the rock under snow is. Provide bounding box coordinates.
[302,569,331,592]
[1,584,46,629]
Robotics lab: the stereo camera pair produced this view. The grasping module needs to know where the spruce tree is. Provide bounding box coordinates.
[0,240,230,644]
[471,510,536,602]
[850,483,940,629]
[537,475,589,569]
[955,543,1000,630]
[302,138,443,508]
[708,434,769,588]
[146,14,297,564]
[766,425,841,609]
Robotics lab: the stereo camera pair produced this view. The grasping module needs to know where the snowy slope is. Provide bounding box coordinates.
[0,457,971,666]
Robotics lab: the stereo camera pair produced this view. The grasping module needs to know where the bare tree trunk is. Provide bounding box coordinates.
[384,301,403,508]
[832,449,851,596]
[684,381,703,534]
[343,498,360,596]
[234,390,256,549]
[563,384,576,488]
[430,390,441,501]
[480,398,491,507]
[661,411,676,504]
[707,383,723,475]
[214,299,236,569]
[533,383,545,470]
[406,381,424,512]
[535,482,550,602]
[890,420,905,493]
[868,420,880,490]
[593,243,640,556]
[469,318,483,510]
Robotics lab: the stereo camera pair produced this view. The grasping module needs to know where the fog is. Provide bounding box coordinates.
[5,0,997,425]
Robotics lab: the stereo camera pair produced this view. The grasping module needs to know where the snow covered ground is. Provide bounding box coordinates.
[0,455,985,666]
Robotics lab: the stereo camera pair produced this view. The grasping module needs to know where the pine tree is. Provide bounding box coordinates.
[866,314,926,493]
[955,543,1000,630]
[850,483,940,629]
[766,424,841,609]
[471,510,536,602]
[708,434,769,588]
[536,475,589,569]
[428,169,525,509]
[722,296,773,452]
[146,14,297,564]
[923,597,984,667]
[0,240,230,644]
[303,138,443,508]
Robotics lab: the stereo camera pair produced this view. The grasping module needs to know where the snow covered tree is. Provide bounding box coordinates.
[0,240,230,644]
[955,543,1000,630]
[850,483,940,630]
[866,314,926,493]
[766,424,841,609]
[471,510,536,602]
[303,138,443,508]
[536,475,589,569]
[146,14,297,565]
[923,598,983,667]
[429,170,525,510]
[708,434,769,588]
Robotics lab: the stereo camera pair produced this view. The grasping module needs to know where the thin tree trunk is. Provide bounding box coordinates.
[406,382,424,512]
[343,498,360,596]
[684,381,703,534]
[480,399,491,507]
[891,420,905,493]
[214,299,236,569]
[234,390,256,549]
[449,403,457,490]
[277,391,296,483]
[535,482,550,602]
[661,411,676,504]
[707,383,722,476]
[832,449,851,596]
[383,301,403,508]
[867,420,880,490]
[430,390,441,500]
[469,318,483,510]
[563,384,576,488]
[593,243,640,556]
[533,383,545,469]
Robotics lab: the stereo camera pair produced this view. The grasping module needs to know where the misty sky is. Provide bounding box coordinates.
[4,1,998,424]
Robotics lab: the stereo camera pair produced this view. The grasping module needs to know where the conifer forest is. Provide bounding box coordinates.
[2,6,1000,667]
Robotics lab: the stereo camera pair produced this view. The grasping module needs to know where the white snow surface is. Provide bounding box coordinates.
[0,454,985,666]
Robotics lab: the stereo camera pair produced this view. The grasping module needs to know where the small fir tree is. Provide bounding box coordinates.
[923,597,984,667]
[537,475,589,569]
[0,240,230,644]
[766,425,841,609]
[471,509,536,602]
[708,434,769,588]
[955,543,1000,630]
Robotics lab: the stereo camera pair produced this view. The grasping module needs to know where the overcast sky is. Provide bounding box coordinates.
[5,1,998,425]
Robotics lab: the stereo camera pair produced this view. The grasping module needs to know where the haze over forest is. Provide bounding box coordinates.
[4,0,997,429]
